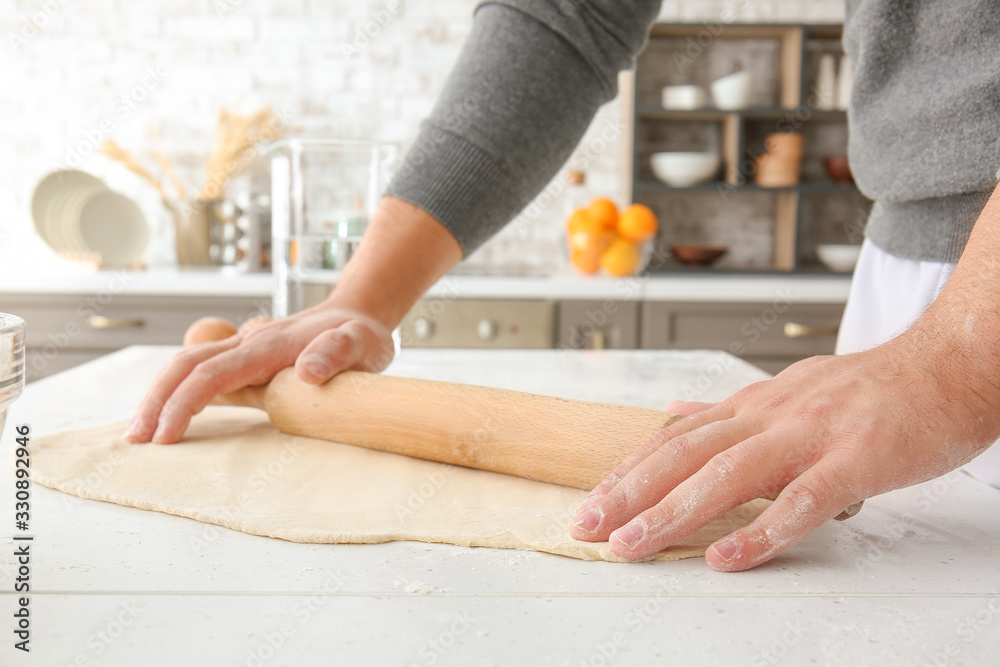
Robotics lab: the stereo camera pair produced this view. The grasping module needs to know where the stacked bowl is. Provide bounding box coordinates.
[31,170,149,267]
[755,133,804,187]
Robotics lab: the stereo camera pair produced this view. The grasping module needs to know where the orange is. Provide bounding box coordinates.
[599,238,641,277]
[570,247,601,275]
[566,208,602,235]
[587,197,619,232]
[569,229,614,255]
[617,204,658,243]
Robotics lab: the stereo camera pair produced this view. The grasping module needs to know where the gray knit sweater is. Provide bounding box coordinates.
[388,1,1000,263]
[844,0,1000,262]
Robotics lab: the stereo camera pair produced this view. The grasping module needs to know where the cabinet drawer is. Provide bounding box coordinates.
[641,301,843,357]
[6,294,270,351]
[399,299,553,349]
[557,300,639,350]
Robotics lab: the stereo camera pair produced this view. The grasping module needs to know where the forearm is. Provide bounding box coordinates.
[323,196,462,330]
[900,184,1000,438]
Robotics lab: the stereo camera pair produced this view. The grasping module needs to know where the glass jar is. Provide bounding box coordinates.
[269,139,396,318]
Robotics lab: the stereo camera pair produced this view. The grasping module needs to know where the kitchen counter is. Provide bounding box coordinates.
[4,346,997,665]
[0,266,851,302]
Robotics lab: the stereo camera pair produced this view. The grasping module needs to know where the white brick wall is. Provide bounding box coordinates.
[0,0,844,274]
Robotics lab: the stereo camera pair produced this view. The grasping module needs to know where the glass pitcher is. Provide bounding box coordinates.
[270,139,396,318]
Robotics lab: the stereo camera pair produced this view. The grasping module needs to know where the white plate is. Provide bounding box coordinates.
[78,191,149,267]
[61,185,108,255]
[31,170,105,246]
[45,185,105,254]
[43,189,78,253]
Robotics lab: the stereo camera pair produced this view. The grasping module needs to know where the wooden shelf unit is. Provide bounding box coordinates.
[623,23,872,275]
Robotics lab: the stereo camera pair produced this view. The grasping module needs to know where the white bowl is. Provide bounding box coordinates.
[661,85,709,110]
[650,152,721,187]
[817,244,861,272]
[711,70,751,110]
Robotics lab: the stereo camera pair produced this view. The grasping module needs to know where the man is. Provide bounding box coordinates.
[125,0,1000,571]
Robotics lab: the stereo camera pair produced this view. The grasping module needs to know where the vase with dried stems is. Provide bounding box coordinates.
[99,105,286,266]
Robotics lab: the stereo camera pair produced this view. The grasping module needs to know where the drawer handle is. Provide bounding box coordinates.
[87,315,146,330]
[784,322,838,339]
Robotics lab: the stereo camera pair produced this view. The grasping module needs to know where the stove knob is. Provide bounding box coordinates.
[413,317,434,340]
[477,318,498,341]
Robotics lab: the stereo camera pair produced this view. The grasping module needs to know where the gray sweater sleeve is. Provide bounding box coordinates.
[385,0,662,255]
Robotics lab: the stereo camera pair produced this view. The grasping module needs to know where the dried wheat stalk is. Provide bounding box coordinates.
[99,139,169,202]
[148,149,189,201]
[200,105,285,200]
[100,105,285,205]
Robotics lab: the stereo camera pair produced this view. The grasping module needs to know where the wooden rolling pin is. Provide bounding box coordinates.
[224,368,682,491]
[188,318,862,519]
[221,369,861,521]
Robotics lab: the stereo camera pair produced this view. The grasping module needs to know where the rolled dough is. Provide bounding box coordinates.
[32,406,768,562]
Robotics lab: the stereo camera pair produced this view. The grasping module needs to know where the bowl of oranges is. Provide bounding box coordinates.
[565,197,658,277]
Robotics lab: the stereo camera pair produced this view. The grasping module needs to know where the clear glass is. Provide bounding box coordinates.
[0,313,26,439]
[270,139,396,318]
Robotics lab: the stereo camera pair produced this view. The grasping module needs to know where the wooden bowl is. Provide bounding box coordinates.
[671,244,729,266]
[824,156,854,184]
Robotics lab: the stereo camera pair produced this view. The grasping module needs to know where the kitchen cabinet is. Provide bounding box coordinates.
[3,271,850,380]
[556,300,640,350]
[7,293,269,382]
[623,23,872,273]
[641,301,843,374]
[10,293,843,380]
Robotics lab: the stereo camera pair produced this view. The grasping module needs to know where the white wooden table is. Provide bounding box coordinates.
[2,346,999,665]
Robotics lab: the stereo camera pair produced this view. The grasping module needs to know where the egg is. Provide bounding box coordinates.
[183,317,238,346]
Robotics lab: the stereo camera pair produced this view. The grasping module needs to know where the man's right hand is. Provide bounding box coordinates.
[124,305,395,444]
